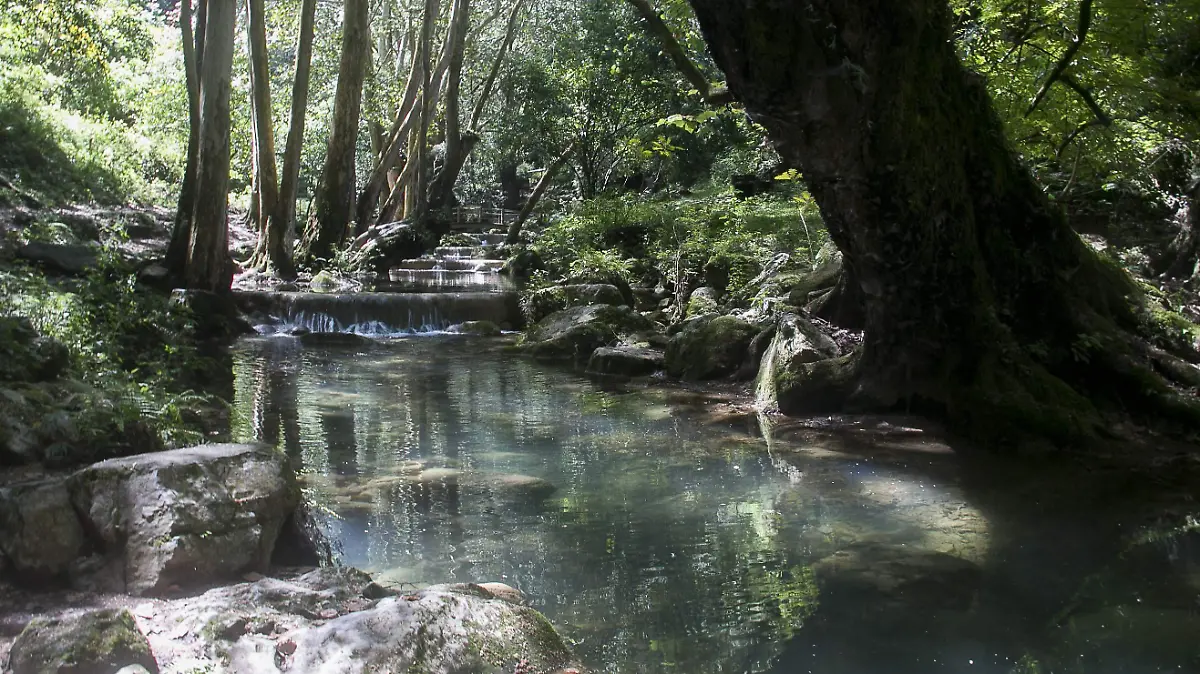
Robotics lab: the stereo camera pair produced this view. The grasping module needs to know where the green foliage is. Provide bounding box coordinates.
[0,235,215,458]
[533,193,825,299]
[953,0,1200,197]
[0,2,186,206]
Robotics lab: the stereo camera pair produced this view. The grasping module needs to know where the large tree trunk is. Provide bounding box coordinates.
[185,0,235,292]
[167,0,204,281]
[277,0,317,256]
[687,0,1199,442]
[505,140,575,245]
[298,0,371,267]
[245,0,294,279]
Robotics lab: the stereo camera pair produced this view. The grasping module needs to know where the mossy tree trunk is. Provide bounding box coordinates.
[277,0,317,258]
[298,0,370,268]
[185,0,235,292]
[687,0,1198,442]
[167,0,205,281]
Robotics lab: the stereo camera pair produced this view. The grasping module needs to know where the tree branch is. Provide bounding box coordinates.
[1025,0,1093,116]
[1060,73,1111,126]
[624,0,733,106]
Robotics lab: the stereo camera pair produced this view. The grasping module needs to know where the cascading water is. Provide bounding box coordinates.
[236,231,519,336]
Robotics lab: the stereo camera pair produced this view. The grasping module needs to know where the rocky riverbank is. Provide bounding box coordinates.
[0,444,582,674]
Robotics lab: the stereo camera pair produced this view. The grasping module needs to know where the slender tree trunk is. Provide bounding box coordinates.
[168,0,205,281]
[506,140,575,245]
[278,0,317,254]
[298,0,371,267]
[245,0,294,278]
[687,0,1198,442]
[354,9,429,231]
[424,0,473,225]
[406,0,441,222]
[468,0,527,131]
[186,0,236,292]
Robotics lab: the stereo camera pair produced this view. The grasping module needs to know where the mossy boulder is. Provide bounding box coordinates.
[685,286,721,319]
[518,304,654,363]
[0,316,71,383]
[9,608,158,674]
[665,315,759,380]
[522,283,626,324]
[447,320,503,337]
[587,346,665,377]
[224,583,579,674]
[755,314,842,411]
[0,478,85,581]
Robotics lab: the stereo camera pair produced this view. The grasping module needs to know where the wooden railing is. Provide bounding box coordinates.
[446,205,522,232]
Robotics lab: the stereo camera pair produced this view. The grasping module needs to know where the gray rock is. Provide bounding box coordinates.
[67,443,299,596]
[446,320,503,336]
[17,242,100,275]
[665,315,759,381]
[685,286,721,319]
[755,313,841,412]
[9,608,158,674]
[226,584,576,674]
[480,473,557,501]
[518,304,653,363]
[587,346,665,377]
[522,283,626,323]
[0,479,86,580]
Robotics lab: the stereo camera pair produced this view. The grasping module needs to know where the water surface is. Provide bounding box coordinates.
[231,336,1199,674]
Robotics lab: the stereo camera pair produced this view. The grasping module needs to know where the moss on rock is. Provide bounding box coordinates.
[518,304,654,364]
[9,608,158,674]
[665,315,759,380]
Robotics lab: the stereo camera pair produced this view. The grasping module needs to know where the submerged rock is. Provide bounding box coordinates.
[812,542,981,611]
[9,608,158,674]
[665,315,759,380]
[67,443,300,595]
[447,320,503,336]
[522,283,626,323]
[586,346,665,377]
[518,304,653,363]
[298,332,375,347]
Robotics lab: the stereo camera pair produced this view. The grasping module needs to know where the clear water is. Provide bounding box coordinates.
[231,335,1200,674]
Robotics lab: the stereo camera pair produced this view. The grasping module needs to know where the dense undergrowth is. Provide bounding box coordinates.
[0,223,223,469]
[525,187,826,302]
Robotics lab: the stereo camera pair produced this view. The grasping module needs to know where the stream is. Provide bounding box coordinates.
[230,335,1199,674]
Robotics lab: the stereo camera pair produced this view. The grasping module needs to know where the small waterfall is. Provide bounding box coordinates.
[237,291,521,336]
[239,228,519,337]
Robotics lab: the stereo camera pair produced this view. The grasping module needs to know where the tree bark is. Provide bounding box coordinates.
[186,0,236,292]
[298,0,371,267]
[278,0,318,257]
[167,0,204,281]
[245,0,294,279]
[424,0,473,225]
[468,0,527,131]
[686,0,1197,443]
[407,0,441,222]
[506,140,575,245]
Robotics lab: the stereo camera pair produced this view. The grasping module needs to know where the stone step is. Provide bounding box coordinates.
[394,258,506,272]
[385,269,515,292]
[435,246,494,259]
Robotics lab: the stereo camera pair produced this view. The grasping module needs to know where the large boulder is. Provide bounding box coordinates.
[665,315,759,380]
[812,542,982,612]
[9,608,158,674]
[684,286,721,319]
[755,313,841,412]
[16,242,100,276]
[522,283,626,324]
[518,304,653,363]
[0,316,71,383]
[67,443,300,595]
[0,479,86,580]
[586,346,665,377]
[226,584,577,674]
